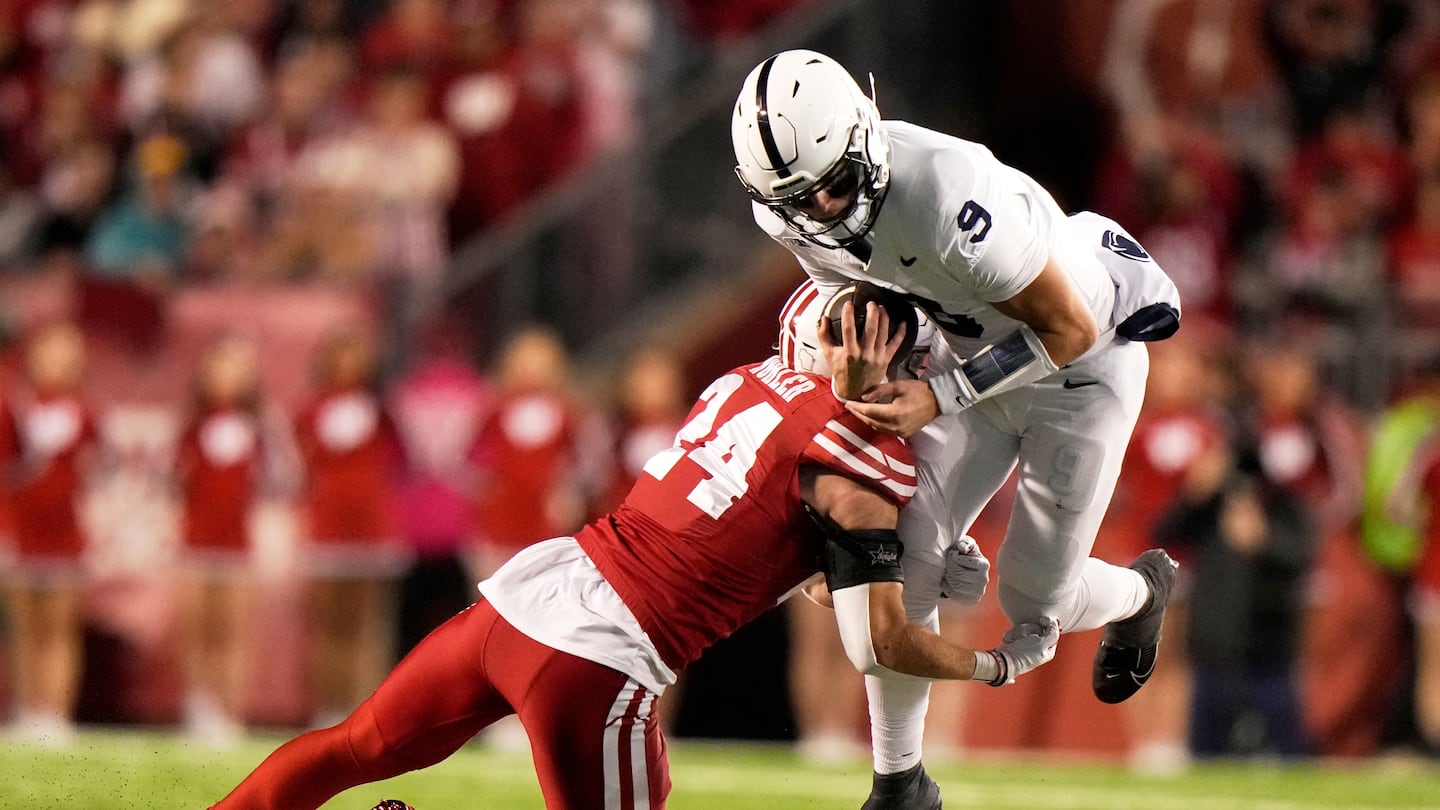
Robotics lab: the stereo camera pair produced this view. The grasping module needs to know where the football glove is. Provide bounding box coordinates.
[986,618,1060,686]
[940,535,989,606]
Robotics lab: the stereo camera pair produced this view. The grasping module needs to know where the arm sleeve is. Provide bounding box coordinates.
[832,585,885,675]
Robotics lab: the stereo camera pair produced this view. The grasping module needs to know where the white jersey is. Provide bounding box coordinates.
[755,120,1119,360]
[748,116,1172,783]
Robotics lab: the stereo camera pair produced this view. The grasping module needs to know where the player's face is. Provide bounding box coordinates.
[793,161,862,224]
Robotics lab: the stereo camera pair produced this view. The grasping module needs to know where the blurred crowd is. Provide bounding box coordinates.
[0,0,809,345]
[3,0,1440,776]
[1082,0,1440,770]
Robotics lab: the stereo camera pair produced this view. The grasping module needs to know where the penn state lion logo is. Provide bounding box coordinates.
[1102,230,1151,262]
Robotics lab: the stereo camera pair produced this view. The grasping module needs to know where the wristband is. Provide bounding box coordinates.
[970,649,1008,686]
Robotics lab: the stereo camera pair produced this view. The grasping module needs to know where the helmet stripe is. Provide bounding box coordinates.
[778,281,821,369]
[780,280,821,330]
[755,54,792,179]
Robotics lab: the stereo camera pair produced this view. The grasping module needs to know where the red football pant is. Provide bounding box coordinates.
[210,599,670,809]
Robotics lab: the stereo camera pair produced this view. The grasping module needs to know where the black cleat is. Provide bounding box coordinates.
[861,761,942,810]
[371,802,416,810]
[1092,549,1178,704]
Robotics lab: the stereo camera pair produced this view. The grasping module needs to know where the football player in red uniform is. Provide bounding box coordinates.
[209,288,1057,810]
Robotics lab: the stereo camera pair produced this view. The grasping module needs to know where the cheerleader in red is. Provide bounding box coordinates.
[470,328,609,576]
[294,329,403,725]
[174,336,268,745]
[2,322,97,745]
[594,349,687,516]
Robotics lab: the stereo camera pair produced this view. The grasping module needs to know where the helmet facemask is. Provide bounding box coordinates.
[735,76,891,250]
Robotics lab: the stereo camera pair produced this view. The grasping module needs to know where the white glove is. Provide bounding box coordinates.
[940,535,990,606]
[988,618,1060,686]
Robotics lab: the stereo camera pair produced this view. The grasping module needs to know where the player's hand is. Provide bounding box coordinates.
[818,300,906,401]
[844,379,939,437]
[991,618,1060,685]
[940,535,989,606]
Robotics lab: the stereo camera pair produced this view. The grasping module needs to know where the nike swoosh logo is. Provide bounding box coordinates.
[1062,379,1100,389]
[900,255,917,266]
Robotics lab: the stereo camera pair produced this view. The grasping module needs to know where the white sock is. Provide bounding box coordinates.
[865,671,930,775]
[1057,558,1148,632]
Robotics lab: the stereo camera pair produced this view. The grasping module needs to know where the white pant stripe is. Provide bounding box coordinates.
[630,692,653,808]
[603,680,650,810]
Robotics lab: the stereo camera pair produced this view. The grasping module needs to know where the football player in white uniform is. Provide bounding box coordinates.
[733,49,1184,809]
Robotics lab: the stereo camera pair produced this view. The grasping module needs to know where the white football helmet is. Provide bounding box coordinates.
[732,50,891,248]
[776,279,829,376]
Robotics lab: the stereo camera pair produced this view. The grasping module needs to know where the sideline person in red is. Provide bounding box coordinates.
[1,320,98,746]
[209,288,1058,810]
[469,327,607,575]
[173,334,273,746]
[294,327,404,727]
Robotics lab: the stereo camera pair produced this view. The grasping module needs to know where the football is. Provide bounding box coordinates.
[822,282,920,361]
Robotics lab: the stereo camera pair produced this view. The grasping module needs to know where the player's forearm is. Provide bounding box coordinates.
[872,622,978,680]
[989,254,1101,367]
[833,585,987,681]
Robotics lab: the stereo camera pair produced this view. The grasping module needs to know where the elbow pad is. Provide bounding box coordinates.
[927,324,1059,415]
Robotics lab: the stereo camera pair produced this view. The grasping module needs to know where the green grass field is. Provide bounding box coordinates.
[2,730,1436,809]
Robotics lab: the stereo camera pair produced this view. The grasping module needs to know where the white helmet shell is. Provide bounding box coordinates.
[776,279,829,377]
[732,50,891,248]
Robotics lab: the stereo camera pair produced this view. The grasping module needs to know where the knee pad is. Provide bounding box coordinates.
[998,579,1082,629]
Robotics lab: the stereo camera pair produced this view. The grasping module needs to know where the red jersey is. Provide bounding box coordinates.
[176,408,261,551]
[471,387,591,552]
[576,358,916,671]
[595,414,686,516]
[3,394,98,557]
[1109,407,1228,558]
[295,388,400,542]
[1254,403,1365,538]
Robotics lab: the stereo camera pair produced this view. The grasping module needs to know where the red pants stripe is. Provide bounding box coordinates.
[210,599,671,809]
